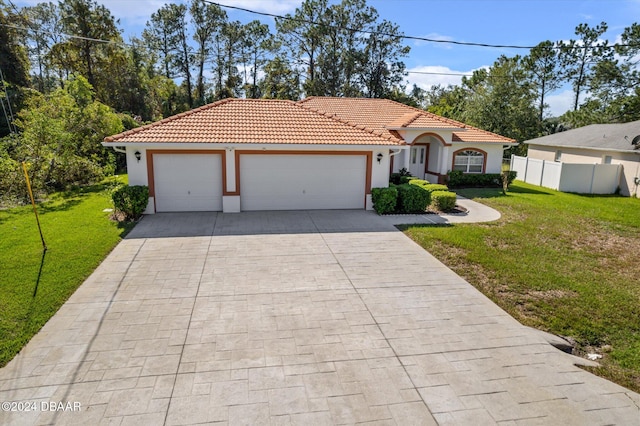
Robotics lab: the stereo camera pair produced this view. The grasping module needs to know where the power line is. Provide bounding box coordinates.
[207,1,636,51]
[2,2,634,53]
[0,23,126,46]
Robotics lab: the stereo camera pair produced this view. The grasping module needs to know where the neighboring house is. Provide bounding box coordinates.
[525,120,640,196]
[103,97,516,213]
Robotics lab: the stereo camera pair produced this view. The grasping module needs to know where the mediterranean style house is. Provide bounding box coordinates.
[103,97,516,213]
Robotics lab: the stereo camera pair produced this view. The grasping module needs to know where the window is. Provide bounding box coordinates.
[453,150,484,173]
[420,147,425,164]
[554,150,562,162]
[603,155,612,164]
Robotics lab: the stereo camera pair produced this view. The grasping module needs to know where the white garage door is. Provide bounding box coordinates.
[153,154,223,212]
[240,154,367,210]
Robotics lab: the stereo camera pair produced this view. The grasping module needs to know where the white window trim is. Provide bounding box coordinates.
[453,150,485,174]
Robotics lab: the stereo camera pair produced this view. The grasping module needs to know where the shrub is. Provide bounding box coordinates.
[389,168,412,185]
[371,187,398,214]
[48,156,104,190]
[501,170,517,192]
[410,180,449,194]
[447,170,516,188]
[112,185,149,220]
[431,190,457,211]
[396,183,430,213]
[0,154,26,205]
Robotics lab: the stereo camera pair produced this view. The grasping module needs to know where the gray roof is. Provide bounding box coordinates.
[525,120,640,153]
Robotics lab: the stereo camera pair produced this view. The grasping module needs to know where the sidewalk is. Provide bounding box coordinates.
[382,195,501,225]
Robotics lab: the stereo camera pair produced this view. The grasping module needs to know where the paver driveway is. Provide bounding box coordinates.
[1,211,638,425]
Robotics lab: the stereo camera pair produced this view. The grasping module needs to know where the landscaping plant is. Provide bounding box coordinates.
[112,185,149,221]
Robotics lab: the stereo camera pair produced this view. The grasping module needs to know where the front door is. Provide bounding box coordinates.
[409,145,427,179]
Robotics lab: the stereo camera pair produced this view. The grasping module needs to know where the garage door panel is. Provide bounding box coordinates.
[154,154,223,212]
[240,154,366,211]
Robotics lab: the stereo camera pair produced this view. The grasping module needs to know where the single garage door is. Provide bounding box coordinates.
[153,153,223,212]
[240,154,367,210]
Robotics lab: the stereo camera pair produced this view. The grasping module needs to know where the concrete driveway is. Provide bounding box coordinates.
[1,211,638,425]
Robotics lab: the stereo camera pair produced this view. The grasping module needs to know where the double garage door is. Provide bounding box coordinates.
[152,153,367,212]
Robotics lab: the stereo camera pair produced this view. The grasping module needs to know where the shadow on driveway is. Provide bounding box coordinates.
[125,210,401,239]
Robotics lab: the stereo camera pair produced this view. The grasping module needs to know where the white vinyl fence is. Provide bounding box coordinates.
[510,155,622,194]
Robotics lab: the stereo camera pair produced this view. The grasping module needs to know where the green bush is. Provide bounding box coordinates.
[0,153,25,205]
[447,170,517,188]
[48,156,104,190]
[397,183,430,213]
[431,190,457,211]
[389,168,412,185]
[371,187,398,214]
[409,180,448,192]
[112,185,149,220]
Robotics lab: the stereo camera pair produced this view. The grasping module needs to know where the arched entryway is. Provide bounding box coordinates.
[409,133,448,183]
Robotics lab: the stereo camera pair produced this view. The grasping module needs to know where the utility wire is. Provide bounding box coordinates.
[0,23,126,46]
[5,1,631,52]
[207,0,636,50]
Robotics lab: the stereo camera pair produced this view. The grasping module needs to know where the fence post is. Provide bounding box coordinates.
[589,164,596,194]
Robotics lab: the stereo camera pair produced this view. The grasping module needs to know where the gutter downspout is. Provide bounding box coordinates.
[112,146,126,154]
[389,148,403,157]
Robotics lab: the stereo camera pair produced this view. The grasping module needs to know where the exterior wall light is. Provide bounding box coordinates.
[134,151,141,163]
[376,153,383,164]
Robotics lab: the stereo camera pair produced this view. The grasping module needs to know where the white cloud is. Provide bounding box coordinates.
[546,89,574,117]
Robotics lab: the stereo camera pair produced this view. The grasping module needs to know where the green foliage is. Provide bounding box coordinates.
[0,148,24,205]
[558,22,612,112]
[409,179,449,193]
[0,2,30,88]
[389,169,413,185]
[430,190,457,211]
[2,78,124,198]
[447,171,516,189]
[524,41,562,121]
[276,0,410,98]
[112,185,149,220]
[396,183,430,213]
[371,187,397,214]
[501,170,517,193]
[461,55,540,143]
[0,177,135,367]
[261,56,301,100]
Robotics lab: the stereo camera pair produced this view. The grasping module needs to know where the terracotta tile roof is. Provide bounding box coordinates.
[298,97,516,143]
[104,98,403,146]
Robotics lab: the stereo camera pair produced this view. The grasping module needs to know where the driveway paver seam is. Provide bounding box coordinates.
[306,212,436,422]
[162,232,216,426]
[45,239,147,425]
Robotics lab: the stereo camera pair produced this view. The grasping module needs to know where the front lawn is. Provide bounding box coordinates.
[401,181,640,392]
[0,176,135,367]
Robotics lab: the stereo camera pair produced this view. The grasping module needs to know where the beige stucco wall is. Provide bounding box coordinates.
[528,145,640,196]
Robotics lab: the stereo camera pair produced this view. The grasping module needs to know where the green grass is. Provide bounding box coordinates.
[401,181,640,392]
[0,176,135,367]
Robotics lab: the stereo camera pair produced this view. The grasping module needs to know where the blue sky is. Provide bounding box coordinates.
[15,0,640,116]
